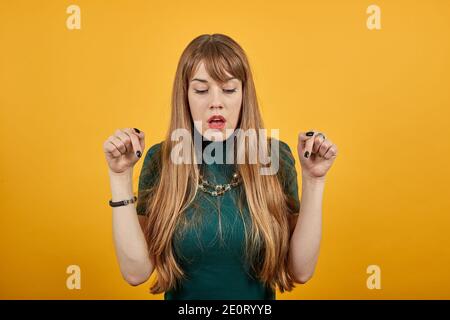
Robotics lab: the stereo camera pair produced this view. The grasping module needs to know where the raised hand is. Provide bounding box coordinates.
[297,130,338,180]
[103,128,145,175]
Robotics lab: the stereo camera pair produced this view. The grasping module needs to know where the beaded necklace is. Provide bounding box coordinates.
[195,128,241,196]
[198,171,241,196]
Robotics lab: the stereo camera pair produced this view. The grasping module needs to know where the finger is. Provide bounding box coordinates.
[312,135,326,155]
[130,128,145,154]
[132,127,145,142]
[301,130,321,159]
[104,140,122,158]
[135,128,146,153]
[115,129,135,156]
[318,140,333,158]
[298,130,315,143]
[123,128,143,158]
[111,134,127,154]
[303,135,315,159]
[323,145,337,160]
[297,130,315,156]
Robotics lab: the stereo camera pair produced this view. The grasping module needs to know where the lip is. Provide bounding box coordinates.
[207,115,226,123]
[207,115,226,130]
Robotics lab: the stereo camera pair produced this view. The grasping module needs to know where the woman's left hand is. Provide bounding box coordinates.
[297,130,338,180]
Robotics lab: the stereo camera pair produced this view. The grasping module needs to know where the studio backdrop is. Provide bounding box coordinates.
[1,0,449,299]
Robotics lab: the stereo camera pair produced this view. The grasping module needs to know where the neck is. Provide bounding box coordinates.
[193,126,237,164]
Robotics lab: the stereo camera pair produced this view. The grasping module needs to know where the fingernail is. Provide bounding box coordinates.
[136,151,142,158]
[134,128,141,134]
[304,151,309,158]
[306,131,314,136]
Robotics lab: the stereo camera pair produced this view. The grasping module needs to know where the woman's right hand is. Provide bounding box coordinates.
[103,128,145,174]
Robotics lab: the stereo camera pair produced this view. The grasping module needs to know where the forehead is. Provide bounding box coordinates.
[190,62,238,84]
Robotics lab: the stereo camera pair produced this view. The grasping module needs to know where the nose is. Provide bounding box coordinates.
[209,104,223,110]
[209,87,224,110]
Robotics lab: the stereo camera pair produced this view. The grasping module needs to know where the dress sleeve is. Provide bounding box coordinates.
[136,142,163,216]
[278,140,301,215]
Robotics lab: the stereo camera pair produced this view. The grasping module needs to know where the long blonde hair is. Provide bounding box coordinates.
[141,33,298,294]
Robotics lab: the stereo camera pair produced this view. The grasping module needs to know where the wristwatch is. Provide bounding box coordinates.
[109,196,137,207]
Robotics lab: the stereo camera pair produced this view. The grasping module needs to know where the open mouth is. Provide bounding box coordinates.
[207,115,226,129]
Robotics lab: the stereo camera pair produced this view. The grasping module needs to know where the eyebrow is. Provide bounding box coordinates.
[191,77,237,83]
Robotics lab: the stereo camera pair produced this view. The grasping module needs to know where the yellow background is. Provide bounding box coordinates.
[1,0,449,299]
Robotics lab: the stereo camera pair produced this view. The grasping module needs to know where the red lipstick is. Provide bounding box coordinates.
[207,115,226,129]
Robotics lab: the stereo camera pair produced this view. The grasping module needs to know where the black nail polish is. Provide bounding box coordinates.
[304,151,309,158]
[136,151,142,158]
[306,131,314,136]
[134,128,141,134]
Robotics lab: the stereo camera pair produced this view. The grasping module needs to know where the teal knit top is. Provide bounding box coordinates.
[136,132,300,300]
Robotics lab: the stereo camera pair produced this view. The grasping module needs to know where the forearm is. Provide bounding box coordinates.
[289,174,325,282]
[109,169,152,285]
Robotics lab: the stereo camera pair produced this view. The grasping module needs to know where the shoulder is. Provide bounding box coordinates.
[144,141,164,160]
[141,141,165,169]
[136,141,164,215]
[279,139,294,157]
[269,138,296,167]
[268,138,297,184]
[139,141,164,180]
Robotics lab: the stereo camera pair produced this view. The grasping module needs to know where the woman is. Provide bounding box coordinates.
[103,33,338,300]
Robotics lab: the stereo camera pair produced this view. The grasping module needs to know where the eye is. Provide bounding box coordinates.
[193,89,237,95]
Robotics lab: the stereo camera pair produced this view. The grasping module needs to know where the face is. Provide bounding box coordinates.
[188,61,243,141]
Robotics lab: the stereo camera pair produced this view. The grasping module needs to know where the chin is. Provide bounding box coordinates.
[204,128,234,141]
[203,130,224,141]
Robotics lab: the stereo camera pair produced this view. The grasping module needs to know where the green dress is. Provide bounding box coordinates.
[136,133,300,300]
